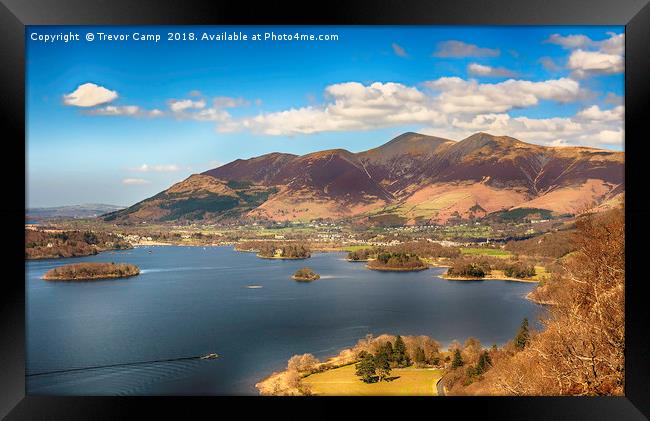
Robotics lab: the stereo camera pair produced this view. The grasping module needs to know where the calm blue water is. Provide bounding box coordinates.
[26,246,542,395]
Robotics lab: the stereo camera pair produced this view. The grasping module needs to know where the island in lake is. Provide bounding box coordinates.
[366,252,428,272]
[292,267,320,281]
[43,262,140,281]
[443,258,539,283]
[236,241,311,260]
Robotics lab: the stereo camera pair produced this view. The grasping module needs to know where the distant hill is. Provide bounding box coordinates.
[28,204,125,220]
[105,132,624,225]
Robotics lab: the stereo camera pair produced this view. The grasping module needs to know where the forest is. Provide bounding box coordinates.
[25,229,132,259]
[446,205,625,395]
[236,240,311,258]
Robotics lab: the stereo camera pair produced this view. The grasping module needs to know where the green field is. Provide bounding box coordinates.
[302,364,443,396]
[460,247,512,257]
[340,245,374,252]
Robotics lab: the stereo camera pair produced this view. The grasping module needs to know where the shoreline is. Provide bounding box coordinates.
[43,272,140,282]
[256,350,358,396]
[257,254,310,260]
[525,291,557,305]
[366,265,428,272]
[292,275,320,281]
[134,241,232,247]
[440,274,539,283]
[133,241,174,246]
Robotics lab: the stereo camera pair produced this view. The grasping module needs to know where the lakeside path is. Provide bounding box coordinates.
[436,375,446,396]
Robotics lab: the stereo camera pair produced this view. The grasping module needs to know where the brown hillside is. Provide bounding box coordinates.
[106,132,624,224]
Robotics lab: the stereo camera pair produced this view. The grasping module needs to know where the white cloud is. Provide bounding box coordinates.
[433,40,499,58]
[444,113,583,142]
[425,77,582,114]
[168,99,206,112]
[546,32,624,78]
[68,74,621,150]
[546,32,623,55]
[85,105,141,116]
[545,34,593,49]
[467,63,516,77]
[164,96,247,122]
[593,129,624,145]
[85,105,164,118]
[391,42,408,57]
[567,49,624,78]
[218,81,445,135]
[122,178,151,185]
[546,32,625,55]
[598,32,624,55]
[131,164,180,173]
[213,96,249,108]
[192,108,232,122]
[418,104,623,149]
[575,105,624,122]
[215,77,589,137]
[63,83,118,107]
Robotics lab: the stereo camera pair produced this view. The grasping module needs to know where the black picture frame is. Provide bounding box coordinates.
[1,0,648,419]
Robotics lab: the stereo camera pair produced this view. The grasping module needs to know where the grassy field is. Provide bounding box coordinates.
[340,245,373,252]
[302,364,444,396]
[532,265,550,282]
[460,247,512,257]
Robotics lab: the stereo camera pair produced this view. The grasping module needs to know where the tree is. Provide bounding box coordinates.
[514,318,530,350]
[374,346,392,381]
[285,369,302,389]
[287,353,319,373]
[383,341,394,361]
[393,335,410,367]
[463,337,482,365]
[414,347,426,367]
[451,348,464,369]
[355,353,376,383]
[475,351,492,376]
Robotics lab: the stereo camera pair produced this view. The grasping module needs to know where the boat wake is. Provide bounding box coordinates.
[26,355,218,395]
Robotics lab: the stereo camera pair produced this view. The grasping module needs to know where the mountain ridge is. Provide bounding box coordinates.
[106,132,624,225]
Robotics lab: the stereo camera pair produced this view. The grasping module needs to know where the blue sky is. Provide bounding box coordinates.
[26,26,624,207]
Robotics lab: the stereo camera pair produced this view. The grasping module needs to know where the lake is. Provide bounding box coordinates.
[26,246,543,395]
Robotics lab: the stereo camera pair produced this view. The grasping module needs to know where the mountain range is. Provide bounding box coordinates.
[104,132,624,225]
[28,204,125,220]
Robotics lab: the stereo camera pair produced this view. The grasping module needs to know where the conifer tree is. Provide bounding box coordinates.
[374,346,392,381]
[355,353,376,383]
[393,335,410,367]
[475,350,492,376]
[514,318,530,350]
[414,347,426,367]
[451,348,464,369]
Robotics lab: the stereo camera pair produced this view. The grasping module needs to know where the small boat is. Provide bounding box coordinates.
[246,285,263,289]
[148,250,152,254]
[200,353,219,360]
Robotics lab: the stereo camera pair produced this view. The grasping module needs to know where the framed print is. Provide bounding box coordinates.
[1,0,649,419]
